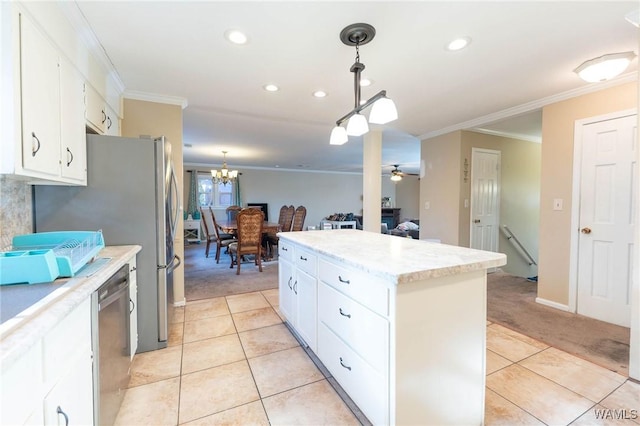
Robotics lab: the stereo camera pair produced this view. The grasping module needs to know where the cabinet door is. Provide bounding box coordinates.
[278,258,295,323]
[129,257,138,359]
[296,269,317,351]
[20,13,61,177]
[43,350,94,426]
[85,83,106,134]
[59,59,87,183]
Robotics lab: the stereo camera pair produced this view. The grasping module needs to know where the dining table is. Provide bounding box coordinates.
[217,219,282,260]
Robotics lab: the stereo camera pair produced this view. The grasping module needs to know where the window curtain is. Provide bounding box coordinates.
[234,174,242,206]
[186,171,199,219]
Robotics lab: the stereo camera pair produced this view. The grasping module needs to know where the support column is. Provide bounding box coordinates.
[363,130,382,232]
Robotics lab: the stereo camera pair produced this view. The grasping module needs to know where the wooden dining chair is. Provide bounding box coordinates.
[291,205,307,231]
[265,205,294,258]
[199,207,217,258]
[209,207,237,263]
[228,208,264,274]
[226,205,242,221]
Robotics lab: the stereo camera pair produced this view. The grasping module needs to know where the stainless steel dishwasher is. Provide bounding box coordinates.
[92,264,131,426]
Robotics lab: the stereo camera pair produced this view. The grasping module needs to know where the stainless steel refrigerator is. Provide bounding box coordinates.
[34,134,181,353]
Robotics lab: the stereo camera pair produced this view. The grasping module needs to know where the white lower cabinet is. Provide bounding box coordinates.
[278,240,317,351]
[0,298,94,426]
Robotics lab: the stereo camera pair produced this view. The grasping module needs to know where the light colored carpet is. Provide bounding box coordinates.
[183,243,278,301]
[487,271,630,376]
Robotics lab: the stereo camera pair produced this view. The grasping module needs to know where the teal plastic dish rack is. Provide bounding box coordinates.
[0,231,105,285]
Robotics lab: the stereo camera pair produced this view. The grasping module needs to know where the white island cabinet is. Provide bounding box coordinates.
[277,230,506,426]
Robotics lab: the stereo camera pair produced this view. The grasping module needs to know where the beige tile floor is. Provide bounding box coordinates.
[116,289,640,425]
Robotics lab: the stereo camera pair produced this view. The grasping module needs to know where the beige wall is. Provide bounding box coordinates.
[420,131,462,244]
[460,131,541,277]
[394,176,420,221]
[121,99,186,304]
[538,82,637,305]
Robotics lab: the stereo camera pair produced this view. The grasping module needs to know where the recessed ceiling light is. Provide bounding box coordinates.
[360,78,372,87]
[225,29,248,45]
[313,90,327,98]
[263,84,279,92]
[446,37,471,51]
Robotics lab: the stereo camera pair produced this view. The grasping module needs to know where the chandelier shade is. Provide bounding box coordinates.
[346,113,369,136]
[211,151,238,185]
[329,23,398,144]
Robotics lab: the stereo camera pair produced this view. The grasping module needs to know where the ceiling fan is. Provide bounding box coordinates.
[387,164,419,182]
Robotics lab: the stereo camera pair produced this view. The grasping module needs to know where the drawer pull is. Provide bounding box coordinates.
[282,247,288,251]
[300,255,308,261]
[339,357,352,371]
[338,275,350,284]
[339,308,351,318]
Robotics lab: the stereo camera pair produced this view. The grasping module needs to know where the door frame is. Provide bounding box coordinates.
[569,108,639,380]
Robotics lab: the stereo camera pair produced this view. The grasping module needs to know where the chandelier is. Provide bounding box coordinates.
[330,23,398,145]
[211,151,238,185]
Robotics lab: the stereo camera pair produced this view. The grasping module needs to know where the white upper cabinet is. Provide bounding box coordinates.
[60,58,87,182]
[19,13,61,178]
[0,2,122,185]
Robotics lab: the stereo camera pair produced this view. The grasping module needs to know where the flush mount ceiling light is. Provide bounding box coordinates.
[313,90,327,98]
[574,51,636,83]
[211,151,238,186]
[263,84,279,92]
[329,23,398,146]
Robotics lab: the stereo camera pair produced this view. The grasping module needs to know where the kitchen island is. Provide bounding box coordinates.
[0,245,140,425]
[277,230,506,425]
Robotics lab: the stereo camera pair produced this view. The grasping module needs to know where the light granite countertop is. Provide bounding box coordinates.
[0,245,141,370]
[277,230,506,284]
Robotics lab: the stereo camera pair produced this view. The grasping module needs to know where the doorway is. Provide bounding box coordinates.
[571,111,637,327]
[470,148,501,253]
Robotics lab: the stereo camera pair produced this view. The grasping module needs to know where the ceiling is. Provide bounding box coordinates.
[75,1,638,175]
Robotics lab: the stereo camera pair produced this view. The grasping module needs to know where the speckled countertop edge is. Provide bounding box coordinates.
[277,230,507,284]
[0,245,141,371]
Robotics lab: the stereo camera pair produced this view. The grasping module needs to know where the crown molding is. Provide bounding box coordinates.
[468,128,542,144]
[57,2,125,94]
[419,72,638,141]
[183,162,362,175]
[123,90,189,109]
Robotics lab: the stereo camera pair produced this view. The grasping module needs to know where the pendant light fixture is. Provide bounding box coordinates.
[211,151,238,185]
[329,23,398,145]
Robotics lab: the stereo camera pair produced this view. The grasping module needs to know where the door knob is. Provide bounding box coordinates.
[474,219,481,224]
[581,227,592,234]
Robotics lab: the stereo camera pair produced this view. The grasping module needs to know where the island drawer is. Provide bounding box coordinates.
[318,322,388,426]
[318,258,389,316]
[278,240,294,261]
[295,247,317,276]
[318,281,388,373]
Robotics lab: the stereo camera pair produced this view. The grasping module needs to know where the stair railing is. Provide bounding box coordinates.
[500,225,537,266]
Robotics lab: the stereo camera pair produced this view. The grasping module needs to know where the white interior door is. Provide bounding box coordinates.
[470,148,501,252]
[577,114,637,327]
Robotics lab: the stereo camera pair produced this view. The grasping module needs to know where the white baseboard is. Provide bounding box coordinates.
[535,297,571,312]
[174,298,186,307]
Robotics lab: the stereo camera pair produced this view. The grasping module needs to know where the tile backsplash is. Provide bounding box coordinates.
[0,176,33,249]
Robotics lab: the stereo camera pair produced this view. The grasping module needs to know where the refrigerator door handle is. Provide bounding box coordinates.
[166,254,181,274]
[169,165,180,241]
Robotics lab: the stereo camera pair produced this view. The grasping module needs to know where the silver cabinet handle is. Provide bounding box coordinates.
[293,280,297,295]
[339,357,352,371]
[66,147,74,167]
[300,256,307,261]
[282,246,288,251]
[31,132,41,157]
[287,276,293,289]
[339,308,351,318]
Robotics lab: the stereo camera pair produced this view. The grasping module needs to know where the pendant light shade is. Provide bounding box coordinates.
[330,126,348,145]
[574,51,636,82]
[369,97,398,124]
[346,113,369,136]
